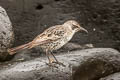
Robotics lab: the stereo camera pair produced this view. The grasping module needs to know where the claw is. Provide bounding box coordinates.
[45,62,58,68]
[52,61,66,67]
[45,51,66,67]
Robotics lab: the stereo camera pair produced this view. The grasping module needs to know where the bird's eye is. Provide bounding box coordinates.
[72,24,78,30]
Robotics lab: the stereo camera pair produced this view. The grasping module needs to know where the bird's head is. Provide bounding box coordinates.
[63,20,88,33]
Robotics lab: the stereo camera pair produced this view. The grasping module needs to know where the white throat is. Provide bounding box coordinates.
[62,23,76,42]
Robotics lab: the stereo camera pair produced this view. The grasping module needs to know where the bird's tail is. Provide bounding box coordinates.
[8,42,33,55]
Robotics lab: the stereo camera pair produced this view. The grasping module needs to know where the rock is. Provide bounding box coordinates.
[60,42,82,52]
[0,6,14,60]
[60,43,94,52]
[100,72,120,80]
[72,48,120,80]
[0,48,120,80]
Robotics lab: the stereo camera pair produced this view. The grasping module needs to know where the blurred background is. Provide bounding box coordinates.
[0,0,119,51]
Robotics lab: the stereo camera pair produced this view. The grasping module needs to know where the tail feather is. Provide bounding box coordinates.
[8,42,32,55]
[8,38,58,55]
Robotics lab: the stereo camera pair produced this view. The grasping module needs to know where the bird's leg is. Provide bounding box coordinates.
[45,51,58,68]
[45,51,52,63]
[50,51,66,67]
[50,51,58,62]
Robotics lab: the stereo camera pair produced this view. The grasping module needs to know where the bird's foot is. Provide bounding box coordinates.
[52,61,66,67]
[46,61,66,68]
[46,62,58,68]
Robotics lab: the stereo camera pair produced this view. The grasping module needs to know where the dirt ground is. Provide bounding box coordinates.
[0,0,119,51]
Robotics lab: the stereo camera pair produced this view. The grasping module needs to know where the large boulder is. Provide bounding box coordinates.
[100,72,120,80]
[0,6,14,60]
[0,48,120,80]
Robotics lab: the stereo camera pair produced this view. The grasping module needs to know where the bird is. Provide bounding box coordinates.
[7,20,88,65]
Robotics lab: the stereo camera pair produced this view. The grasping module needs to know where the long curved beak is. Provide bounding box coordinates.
[79,27,88,34]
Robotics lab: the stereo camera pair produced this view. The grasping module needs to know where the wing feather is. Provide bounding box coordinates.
[31,25,65,46]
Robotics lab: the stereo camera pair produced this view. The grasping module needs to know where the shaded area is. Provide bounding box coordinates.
[36,4,44,10]
[72,0,120,50]
[0,0,119,51]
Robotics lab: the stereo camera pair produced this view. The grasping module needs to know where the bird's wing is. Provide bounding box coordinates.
[32,25,65,45]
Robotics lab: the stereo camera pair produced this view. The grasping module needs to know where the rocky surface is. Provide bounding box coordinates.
[0,48,119,80]
[0,0,120,80]
[0,6,14,60]
[100,72,120,80]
